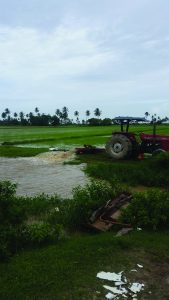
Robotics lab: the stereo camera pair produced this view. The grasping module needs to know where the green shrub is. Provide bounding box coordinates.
[22,223,62,246]
[0,181,27,260]
[55,179,123,230]
[22,193,61,217]
[121,190,169,229]
[0,180,16,198]
[0,181,27,226]
[0,181,62,260]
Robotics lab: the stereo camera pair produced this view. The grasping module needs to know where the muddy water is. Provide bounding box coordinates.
[0,154,88,197]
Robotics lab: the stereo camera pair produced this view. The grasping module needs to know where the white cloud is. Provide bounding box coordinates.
[142,39,160,49]
[0,0,169,117]
[0,25,119,81]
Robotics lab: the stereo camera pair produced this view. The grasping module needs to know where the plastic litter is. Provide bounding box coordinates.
[97,271,122,282]
[129,282,144,293]
[105,292,116,299]
[96,267,145,299]
[115,281,126,286]
[103,285,128,295]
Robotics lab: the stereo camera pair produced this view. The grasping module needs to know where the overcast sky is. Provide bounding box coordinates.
[0,0,169,118]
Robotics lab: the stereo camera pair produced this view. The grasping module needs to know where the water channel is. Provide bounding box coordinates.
[0,153,88,197]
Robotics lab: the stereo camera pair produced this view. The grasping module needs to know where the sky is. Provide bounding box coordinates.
[0,0,169,119]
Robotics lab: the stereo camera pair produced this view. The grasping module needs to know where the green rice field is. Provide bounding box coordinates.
[0,124,169,147]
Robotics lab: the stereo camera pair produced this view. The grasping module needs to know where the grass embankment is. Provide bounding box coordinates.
[0,146,47,157]
[74,151,169,188]
[0,231,169,300]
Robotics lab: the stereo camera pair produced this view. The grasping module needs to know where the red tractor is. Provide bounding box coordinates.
[106,117,169,160]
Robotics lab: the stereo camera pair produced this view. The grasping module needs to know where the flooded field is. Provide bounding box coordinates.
[0,152,88,197]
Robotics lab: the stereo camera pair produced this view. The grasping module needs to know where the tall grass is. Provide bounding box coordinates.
[85,154,169,187]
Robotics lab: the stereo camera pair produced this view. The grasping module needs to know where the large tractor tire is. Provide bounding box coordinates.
[106,134,132,160]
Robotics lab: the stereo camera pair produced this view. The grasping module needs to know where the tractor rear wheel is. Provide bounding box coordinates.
[106,134,132,160]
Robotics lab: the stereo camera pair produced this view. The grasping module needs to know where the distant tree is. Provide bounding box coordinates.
[88,118,101,126]
[29,112,33,117]
[151,113,157,123]
[51,115,60,126]
[85,110,90,117]
[19,111,24,120]
[19,111,27,125]
[5,108,10,116]
[74,111,79,124]
[145,112,150,119]
[56,109,61,117]
[74,111,79,117]
[85,110,90,123]
[2,108,10,122]
[1,112,6,120]
[101,118,112,126]
[94,108,101,118]
[76,117,80,124]
[62,106,69,123]
[14,112,18,118]
[157,116,161,124]
[35,107,39,114]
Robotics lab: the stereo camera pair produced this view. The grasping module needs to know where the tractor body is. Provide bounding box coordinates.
[106,117,169,159]
[140,133,169,152]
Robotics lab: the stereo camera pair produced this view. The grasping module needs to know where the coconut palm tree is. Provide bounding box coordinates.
[85,110,90,123]
[5,108,10,116]
[1,112,6,120]
[144,112,150,119]
[94,108,101,118]
[55,109,61,117]
[35,107,39,115]
[62,106,69,123]
[74,111,79,124]
[19,111,24,120]
[4,108,10,121]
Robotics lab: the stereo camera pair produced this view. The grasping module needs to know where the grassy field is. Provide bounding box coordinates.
[1,124,169,146]
[0,124,169,157]
[0,231,169,300]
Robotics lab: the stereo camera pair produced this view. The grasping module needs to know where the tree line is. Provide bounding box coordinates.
[0,107,113,126]
[1,108,168,126]
[144,112,169,124]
